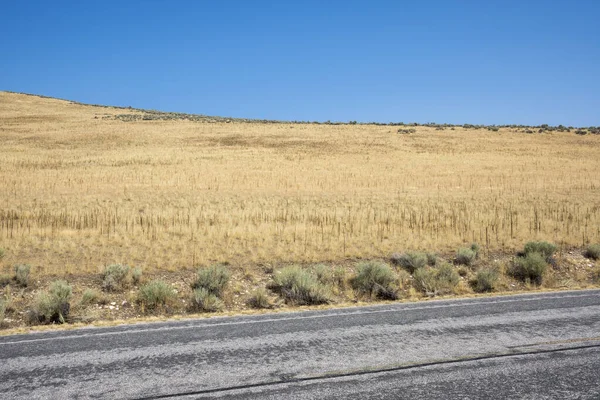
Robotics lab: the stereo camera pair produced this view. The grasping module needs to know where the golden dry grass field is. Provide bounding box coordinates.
[1,91,599,276]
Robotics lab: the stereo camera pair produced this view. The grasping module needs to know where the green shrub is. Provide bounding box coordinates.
[455,248,476,266]
[102,264,130,292]
[191,287,224,312]
[14,264,31,287]
[312,264,346,288]
[0,248,5,260]
[470,243,481,258]
[192,265,231,296]
[246,288,271,309]
[269,266,331,305]
[583,244,600,260]
[391,252,427,273]
[511,253,547,285]
[138,280,175,310]
[471,268,499,293]
[351,261,399,300]
[426,252,437,266]
[523,241,557,261]
[80,288,103,306]
[413,264,460,296]
[0,274,11,287]
[0,300,6,324]
[131,266,143,285]
[29,280,72,324]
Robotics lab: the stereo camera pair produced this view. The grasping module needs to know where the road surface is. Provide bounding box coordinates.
[1,289,599,399]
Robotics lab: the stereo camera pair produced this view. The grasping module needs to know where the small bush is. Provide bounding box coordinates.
[470,243,481,258]
[131,266,143,285]
[0,300,6,324]
[191,287,224,312]
[0,274,11,287]
[29,280,72,324]
[455,248,476,266]
[413,264,460,296]
[426,252,437,266]
[269,266,331,305]
[511,253,547,285]
[583,244,600,260]
[102,264,130,292]
[0,248,5,260]
[246,288,271,309]
[192,265,231,296]
[392,252,427,273]
[312,264,346,289]
[14,264,31,287]
[352,262,399,300]
[80,288,103,306]
[523,241,557,262]
[471,268,499,293]
[138,280,175,310]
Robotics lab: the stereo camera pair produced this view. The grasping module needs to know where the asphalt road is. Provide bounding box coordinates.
[1,289,599,399]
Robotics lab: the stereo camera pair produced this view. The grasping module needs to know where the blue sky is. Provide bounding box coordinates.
[1,1,598,126]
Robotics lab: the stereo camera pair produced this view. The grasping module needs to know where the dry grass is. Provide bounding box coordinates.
[1,92,600,276]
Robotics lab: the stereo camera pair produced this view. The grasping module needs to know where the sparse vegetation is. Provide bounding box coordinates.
[426,252,438,266]
[191,287,224,312]
[583,244,600,260]
[0,274,11,287]
[413,263,460,296]
[14,264,31,287]
[523,241,557,262]
[192,265,231,297]
[351,261,399,300]
[138,280,175,310]
[246,288,271,309]
[392,252,427,273]
[269,266,331,305]
[510,252,547,285]
[80,288,104,306]
[455,247,477,266]
[0,248,5,260]
[28,280,72,324]
[131,266,143,285]
[102,264,130,292]
[471,268,499,293]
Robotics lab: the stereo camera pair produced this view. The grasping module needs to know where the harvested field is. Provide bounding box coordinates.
[1,91,599,276]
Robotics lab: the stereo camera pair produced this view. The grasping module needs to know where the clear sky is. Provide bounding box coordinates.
[1,1,598,126]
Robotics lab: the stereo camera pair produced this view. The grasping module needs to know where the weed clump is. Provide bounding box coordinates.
[583,244,600,260]
[138,280,175,310]
[510,252,547,285]
[0,300,6,325]
[192,265,231,296]
[246,288,271,309]
[131,266,143,285]
[29,280,72,324]
[102,264,130,292]
[413,263,460,296]
[14,264,31,287]
[0,248,4,260]
[80,288,104,306]
[471,268,499,293]
[269,266,331,305]
[455,244,480,266]
[191,287,224,312]
[0,274,11,287]
[351,261,399,300]
[426,252,438,266]
[391,252,427,273]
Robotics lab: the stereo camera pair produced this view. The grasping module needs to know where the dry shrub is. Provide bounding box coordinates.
[138,280,175,311]
[413,263,460,296]
[269,266,331,305]
[191,287,224,312]
[192,265,231,297]
[351,261,399,300]
[29,280,72,324]
[102,264,130,292]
